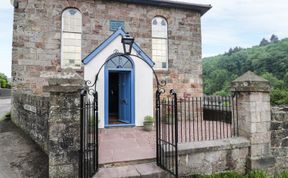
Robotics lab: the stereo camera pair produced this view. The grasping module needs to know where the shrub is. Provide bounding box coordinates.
[277,171,288,178]
[247,171,268,178]
[194,171,271,178]
[195,172,243,178]
[271,89,288,105]
[144,115,154,123]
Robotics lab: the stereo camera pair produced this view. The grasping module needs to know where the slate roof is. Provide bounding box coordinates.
[113,0,212,16]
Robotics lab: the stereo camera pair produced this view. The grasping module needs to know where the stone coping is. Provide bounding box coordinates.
[178,137,250,155]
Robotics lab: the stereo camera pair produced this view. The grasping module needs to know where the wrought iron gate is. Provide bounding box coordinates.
[78,51,179,178]
[156,89,179,178]
[79,88,98,178]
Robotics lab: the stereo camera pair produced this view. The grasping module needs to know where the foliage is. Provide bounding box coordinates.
[144,115,154,123]
[203,37,288,105]
[277,171,288,178]
[271,89,288,105]
[195,172,243,178]
[0,73,10,88]
[260,38,270,46]
[270,34,279,43]
[247,171,268,178]
[194,170,288,178]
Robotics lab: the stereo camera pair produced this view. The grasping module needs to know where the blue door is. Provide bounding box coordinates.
[118,72,131,123]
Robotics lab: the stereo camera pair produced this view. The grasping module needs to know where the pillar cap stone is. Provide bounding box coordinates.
[43,69,84,93]
[231,71,270,92]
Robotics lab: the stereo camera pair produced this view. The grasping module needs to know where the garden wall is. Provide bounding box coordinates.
[11,74,83,177]
[0,88,11,98]
[271,106,288,174]
[11,92,50,153]
[178,137,250,176]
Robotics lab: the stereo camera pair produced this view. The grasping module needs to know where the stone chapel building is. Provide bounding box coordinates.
[10,0,211,176]
[11,0,210,128]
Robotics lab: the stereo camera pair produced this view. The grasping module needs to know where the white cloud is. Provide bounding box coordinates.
[187,0,288,56]
[0,0,13,10]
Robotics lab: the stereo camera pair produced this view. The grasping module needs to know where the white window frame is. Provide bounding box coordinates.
[152,16,168,70]
[61,8,82,69]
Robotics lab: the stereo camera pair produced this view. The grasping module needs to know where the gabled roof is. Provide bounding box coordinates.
[112,0,212,16]
[82,27,154,67]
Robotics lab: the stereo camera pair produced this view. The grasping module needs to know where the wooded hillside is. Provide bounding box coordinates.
[203,36,288,105]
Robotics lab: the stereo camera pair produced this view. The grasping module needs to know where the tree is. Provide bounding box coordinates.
[260,38,269,46]
[203,37,288,105]
[284,72,288,88]
[0,73,9,88]
[261,72,284,89]
[270,34,279,43]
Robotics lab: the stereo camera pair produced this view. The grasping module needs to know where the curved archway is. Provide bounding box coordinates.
[103,53,135,127]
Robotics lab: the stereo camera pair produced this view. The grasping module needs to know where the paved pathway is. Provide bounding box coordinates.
[99,127,156,165]
[0,119,48,178]
[0,98,11,119]
[94,162,168,178]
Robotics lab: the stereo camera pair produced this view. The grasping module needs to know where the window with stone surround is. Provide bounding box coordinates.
[61,8,82,69]
[152,16,168,70]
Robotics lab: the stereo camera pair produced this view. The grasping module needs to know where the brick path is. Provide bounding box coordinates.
[99,127,156,165]
[98,121,234,165]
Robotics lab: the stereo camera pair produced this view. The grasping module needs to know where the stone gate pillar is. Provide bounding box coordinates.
[44,70,84,177]
[231,71,275,171]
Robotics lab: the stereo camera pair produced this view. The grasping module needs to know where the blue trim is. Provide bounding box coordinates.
[104,54,135,128]
[105,124,135,128]
[82,27,154,67]
[132,42,155,66]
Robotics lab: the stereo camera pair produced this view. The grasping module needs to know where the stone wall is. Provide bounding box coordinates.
[178,137,250,176]
[44,76,83,177]
[12,0,203,97]
[0,88,11,98]
[11,92,50,153]
[271,106,288,174]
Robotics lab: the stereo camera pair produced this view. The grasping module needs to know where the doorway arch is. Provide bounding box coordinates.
[104,53,135,127]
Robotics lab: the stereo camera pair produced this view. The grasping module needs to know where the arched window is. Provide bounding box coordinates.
[152,17,168,70]
[61,8,82,69]
[106,55,133,69]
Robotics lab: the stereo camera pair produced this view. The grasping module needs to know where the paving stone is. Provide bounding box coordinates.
[94,163,167,178]
[99,127,156,165]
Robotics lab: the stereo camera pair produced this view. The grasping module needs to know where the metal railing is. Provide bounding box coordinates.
[79,90,98,178]
[157,90,178,177]
[160,95,239,144]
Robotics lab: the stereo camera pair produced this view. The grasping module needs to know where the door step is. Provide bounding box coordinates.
[99,158,156,168]
[93,162,169,178]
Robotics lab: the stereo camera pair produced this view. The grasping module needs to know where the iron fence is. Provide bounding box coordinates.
[157,90,178,177]
[79,90,98,178]
[160,95,239,144]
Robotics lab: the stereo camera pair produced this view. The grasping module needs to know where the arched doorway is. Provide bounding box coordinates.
[104,54,135,127]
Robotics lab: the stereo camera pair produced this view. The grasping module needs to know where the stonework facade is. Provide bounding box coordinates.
[12,0,205,97]
[11,0,288,177]
[271,106,288,175]
[11,1,209,177]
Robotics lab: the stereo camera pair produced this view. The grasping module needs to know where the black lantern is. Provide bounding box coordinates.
[121,33,134,55]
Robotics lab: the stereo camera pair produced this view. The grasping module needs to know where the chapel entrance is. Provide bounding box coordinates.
[108,71,132,125]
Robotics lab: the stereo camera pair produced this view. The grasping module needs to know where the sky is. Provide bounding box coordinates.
[1,0,288,78]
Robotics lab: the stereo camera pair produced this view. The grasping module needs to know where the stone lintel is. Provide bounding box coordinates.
[231,71,270,92]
